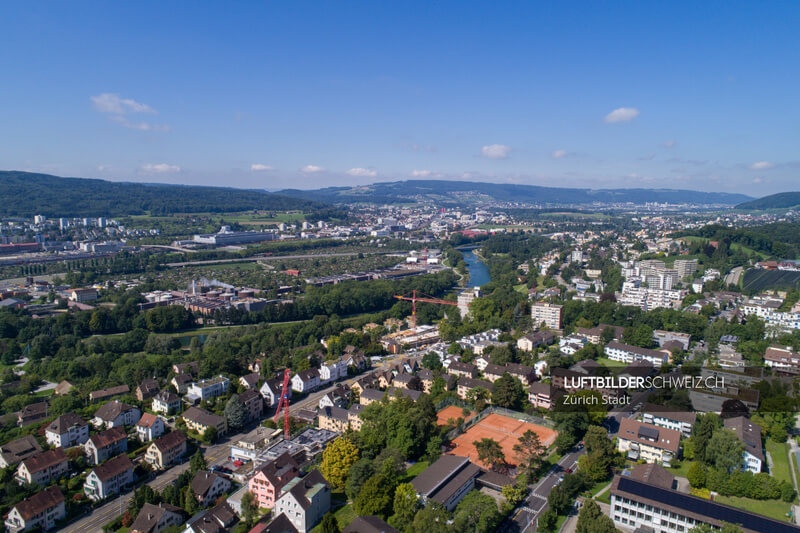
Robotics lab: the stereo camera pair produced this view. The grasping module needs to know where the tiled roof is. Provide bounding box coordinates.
[92,454,134,481]
[20,447,67,474]
[13,485,64,520]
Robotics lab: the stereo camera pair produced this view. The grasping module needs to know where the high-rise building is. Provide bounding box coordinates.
[674,259,698,280]
[457,287,482,318]
[531,302,563,330]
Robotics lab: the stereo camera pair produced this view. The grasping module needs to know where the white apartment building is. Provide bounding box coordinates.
[457,287,482,318]
[605,341,669,368]
[45,413,89,448]
[186,375,230,402]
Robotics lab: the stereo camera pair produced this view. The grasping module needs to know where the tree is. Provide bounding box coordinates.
[538,509,558,533]
[224,394,247,431]
[705,428,744,473]
[353,471,396,519]
[190,449,207,474]
[501,482,528,505]
[474,438,505,472]
[183,487,198,515]
[575,499,617,533]
[452,490,501,533]
[410,503,451,533]
[491,373,525,409]
[241,491,258,529]
[320,437,360,490]
[389,482,421,531]
[422,351,442,370]
[345,458,374,500]
[687,461,707,488]
[319,512,340,533]
[203,425,218,443]
[692,413,720,462]
[513,430,546,473]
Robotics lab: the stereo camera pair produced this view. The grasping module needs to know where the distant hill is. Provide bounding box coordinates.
[0,171,325,217]
[736,192,800,210]
[278,180,752,206]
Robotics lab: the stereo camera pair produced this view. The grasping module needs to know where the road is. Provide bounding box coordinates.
[504,389,651,532]
[165,251,390,268]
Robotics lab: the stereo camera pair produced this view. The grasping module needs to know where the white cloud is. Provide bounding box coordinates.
[481,144,512,159]
[753,177,766,183]
[749,161,775,170]
[141,163,180,173]
[346,167,377,177]
[551,149,568,159]
[604,107,640,123]
[91,93,169,131]
[662,140,676,148]
[410,169,431,177]
[91,93,156,114]
[250,164,274,171]
[300,165,325,173]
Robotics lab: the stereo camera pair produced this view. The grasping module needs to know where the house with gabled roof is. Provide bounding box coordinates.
[92,400,141,429]
[130,502,185,533]
[248,452,299,509]
[84,454,134,501]
[85,426,127,465]
[145,431,187,470]
[15,448,69,486]
[136,412,166,442]
[4,485,65,532]
[45,412,89,448]
[273,470,331,532]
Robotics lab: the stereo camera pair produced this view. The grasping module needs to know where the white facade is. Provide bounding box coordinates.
[187,376,230,402]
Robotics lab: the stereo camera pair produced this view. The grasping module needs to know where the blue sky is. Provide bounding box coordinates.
[2,2,798,196]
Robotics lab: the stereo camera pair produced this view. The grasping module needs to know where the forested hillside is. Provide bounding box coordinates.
[0,171,324,217]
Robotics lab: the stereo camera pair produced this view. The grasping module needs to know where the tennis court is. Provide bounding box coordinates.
[448,412,557,467]
[436,405,475,426]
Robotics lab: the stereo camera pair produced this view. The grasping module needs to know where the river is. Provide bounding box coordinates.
[460,248,492,287]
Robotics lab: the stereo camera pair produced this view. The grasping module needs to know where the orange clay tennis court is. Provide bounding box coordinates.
[447,413,557,468]
[436,405,476,426]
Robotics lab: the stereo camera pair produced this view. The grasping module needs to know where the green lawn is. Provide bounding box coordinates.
[767,440,793,485]
[667,459,694,479]
[310,494,356,532]
[32,388,56,397]
[402,461,430,483]
[595,356,627,368]
[792,450,800,494]
[596,490,612,504]
[714,495,793,522]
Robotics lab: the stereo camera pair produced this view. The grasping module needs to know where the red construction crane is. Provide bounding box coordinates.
[394,289,457,331]
[273,368,292,440]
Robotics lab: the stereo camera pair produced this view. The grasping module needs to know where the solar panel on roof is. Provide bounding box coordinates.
[616,477,800,533]
[638,426,659,440]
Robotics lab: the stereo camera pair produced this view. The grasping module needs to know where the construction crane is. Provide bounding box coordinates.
[394,289,457,331]
[273,368,292,440]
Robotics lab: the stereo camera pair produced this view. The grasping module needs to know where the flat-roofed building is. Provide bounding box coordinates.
[531,302,563,330]
[411,455,482,512]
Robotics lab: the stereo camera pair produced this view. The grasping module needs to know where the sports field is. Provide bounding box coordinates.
[436,405,475,426]
[448,413,557,468]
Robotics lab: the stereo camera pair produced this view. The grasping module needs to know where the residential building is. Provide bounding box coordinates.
[129,502,186,533]
[69,287,98,303]
[0,436,42,469]
[17,402,48,427]
[457,287,482,318]
[136,379,160,401]
[610,463,796,533]
[605,341,669,368]
[85,427,128,465]
[724,416,764,473]
[764,345,800,374]
[4,486,65,532]
[45,413,89,448]
[152,390,182,415]
[391,373,421,390]
[173,362,199,376]
[171,374,193,394]
[456,377,493,402]
[528,382,561,410]
[319,358,347,383]
[184,501,238,533]
[15,448,69,486]
[318,386,350,409]
[260,378,288,407]
[92,400,141,429]
[89,384,130,403]
[182,406,227,436]
[411,455,482,511]
[136,413,166,442]
[531,302,563,330]
[291,369,321,393]
[191,470,232,507]
[516,330,555,352]
[318,405,363,433]
[447,361,478,379]
[617,418,680,467]
[239,372,262,390]
[273,470,331,533]
[674,259,698,279]
[249,452,299,509]
[653,330,692,351]
[84,454,134,501]
[239,389,264,423]
[641,403,696,438]
[257,514,301,533]
[145,431,187,469]
[186,375,230,403]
